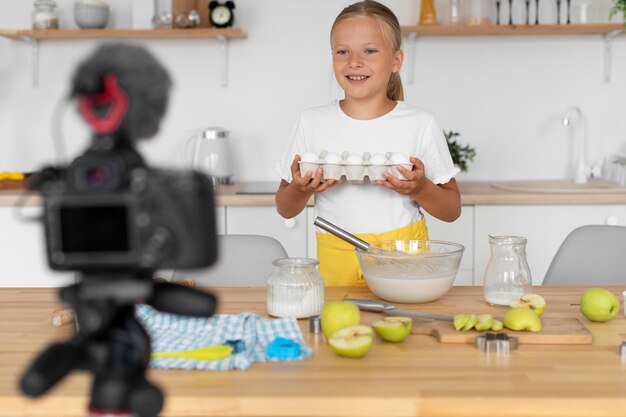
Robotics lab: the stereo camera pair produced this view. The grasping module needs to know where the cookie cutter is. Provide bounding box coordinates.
[476,332,518,354]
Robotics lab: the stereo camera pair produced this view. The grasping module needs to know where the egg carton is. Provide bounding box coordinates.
[299,150,412,182]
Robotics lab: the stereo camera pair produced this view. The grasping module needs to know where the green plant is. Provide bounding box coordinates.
[610,0,626,21]
[443,130,476,173]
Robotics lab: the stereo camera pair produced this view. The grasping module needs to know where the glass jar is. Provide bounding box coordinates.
[32,0,59,30]
[267,258,324,319]
[462,0,496,25]
[483,236,532,306]
[152,0,172,29]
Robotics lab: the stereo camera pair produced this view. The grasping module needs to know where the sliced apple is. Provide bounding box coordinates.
[462,314,479,331]
[474,314,495,331]
[490,319,504,331]
[453,314,470,331]
[509,294,546,317]
[328,325,373,358]
[372,316,413,342]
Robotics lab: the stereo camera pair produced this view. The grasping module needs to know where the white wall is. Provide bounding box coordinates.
[1,0,626,183]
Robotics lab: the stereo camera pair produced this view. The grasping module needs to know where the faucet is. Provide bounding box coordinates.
[562,106,591,184]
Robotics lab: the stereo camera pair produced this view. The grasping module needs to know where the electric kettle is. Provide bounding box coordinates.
[184,127,235,185]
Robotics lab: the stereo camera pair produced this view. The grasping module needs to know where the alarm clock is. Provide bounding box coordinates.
[208,1,235,28]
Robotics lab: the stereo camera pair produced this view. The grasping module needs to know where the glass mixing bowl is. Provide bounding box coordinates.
[356,240,464,304]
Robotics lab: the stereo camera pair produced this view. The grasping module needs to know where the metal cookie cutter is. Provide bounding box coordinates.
[620,341,626,357]
[476,332,518,354]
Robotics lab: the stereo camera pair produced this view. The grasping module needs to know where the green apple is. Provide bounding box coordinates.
[509,294,546,317]
[320,301,361,339]
[462,314,479,331]
[328,325,373,358]
[372,316,413,342]
[474,314,495,331]
[453,314,469,331]
[580,288,620,322]
[503,307,542,332]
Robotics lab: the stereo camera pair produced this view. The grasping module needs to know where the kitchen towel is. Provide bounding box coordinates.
[135,305,312,371]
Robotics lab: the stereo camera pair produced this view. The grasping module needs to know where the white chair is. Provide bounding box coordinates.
[172,234,288,286]
[542,225,626,286]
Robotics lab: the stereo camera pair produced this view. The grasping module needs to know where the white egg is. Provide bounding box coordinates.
[390,152,410,164]
[370,153,387,165]
[346,154,363,165]
[324,153,342,164]
[301,151,318,163]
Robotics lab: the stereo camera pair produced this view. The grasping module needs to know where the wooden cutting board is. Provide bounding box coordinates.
[409,317,593,344]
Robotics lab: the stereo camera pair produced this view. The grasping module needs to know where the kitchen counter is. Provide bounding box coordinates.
[3,181,626,207]
[2,286,625,417]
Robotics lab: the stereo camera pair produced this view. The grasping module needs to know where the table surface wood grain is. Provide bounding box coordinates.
[1,286,625,417]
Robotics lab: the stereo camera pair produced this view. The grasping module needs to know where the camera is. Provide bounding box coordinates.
[29,43,217,273]
[37,156,217,272]
[21,44,219,417]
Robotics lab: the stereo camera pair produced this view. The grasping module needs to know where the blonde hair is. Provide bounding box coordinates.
[331,0,404,101]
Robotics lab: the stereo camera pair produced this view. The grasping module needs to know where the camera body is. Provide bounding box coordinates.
[35,143,217,272]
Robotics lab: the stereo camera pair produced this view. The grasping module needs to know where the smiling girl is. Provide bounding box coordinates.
[275,0,461,286]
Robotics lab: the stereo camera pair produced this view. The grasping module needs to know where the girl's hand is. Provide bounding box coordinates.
[377,156,427,196]
[290,154,336,193]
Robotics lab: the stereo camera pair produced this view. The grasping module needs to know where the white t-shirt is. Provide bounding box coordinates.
[276,101,459,234]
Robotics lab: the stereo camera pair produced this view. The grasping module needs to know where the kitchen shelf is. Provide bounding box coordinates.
[400,23,624,83]
[0,28,246,40]
[0,28,248,87]
[400,23,624,36]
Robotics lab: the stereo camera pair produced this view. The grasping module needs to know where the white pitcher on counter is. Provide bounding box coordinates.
[183,127,235,185]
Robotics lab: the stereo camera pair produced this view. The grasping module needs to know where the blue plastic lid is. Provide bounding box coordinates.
[266,337,301,360]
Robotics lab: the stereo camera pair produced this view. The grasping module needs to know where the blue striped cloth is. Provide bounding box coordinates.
[135,305,312,371]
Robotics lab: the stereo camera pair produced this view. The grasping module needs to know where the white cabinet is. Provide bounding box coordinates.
[215,206,226,235]
[225,206,307,258]
[423,207,474,286]
[0,206,74,287]
[474,205,626,285]
[306,207,317,259]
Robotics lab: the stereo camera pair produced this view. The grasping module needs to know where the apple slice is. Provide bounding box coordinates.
[328,325,373,358]
[462,314,479,331]
[474,314,495,331]
[372,316,413,342]
[491,319,504,331]
[509,294,546,317]
[453,314,470,331]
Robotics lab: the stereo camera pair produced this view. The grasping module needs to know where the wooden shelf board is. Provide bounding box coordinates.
[0,28,247,40]
[401,23,625,36]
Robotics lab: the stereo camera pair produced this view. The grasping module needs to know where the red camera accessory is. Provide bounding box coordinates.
[77,74,129,134]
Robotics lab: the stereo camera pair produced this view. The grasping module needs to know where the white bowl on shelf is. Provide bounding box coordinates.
[74,0,110,29]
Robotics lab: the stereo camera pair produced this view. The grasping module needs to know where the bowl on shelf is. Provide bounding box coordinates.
[356,240,464,304]
[74,0,110,29]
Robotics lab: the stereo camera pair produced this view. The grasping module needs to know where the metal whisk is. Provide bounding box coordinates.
[313,217,407,273]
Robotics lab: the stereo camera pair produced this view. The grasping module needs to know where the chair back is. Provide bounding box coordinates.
[172,234,288,286]
[543,225,626,285]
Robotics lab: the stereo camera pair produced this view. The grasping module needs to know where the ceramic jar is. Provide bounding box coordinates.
[32,0,59,30]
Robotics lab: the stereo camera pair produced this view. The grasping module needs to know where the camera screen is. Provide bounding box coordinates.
[60,206,129,253]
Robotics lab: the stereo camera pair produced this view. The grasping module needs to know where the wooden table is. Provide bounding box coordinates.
[1,286,625,417]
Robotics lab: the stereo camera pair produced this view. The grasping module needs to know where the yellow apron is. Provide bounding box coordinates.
[316,218,429,286]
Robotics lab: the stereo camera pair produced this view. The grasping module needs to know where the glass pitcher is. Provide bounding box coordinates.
[483,236,532,306]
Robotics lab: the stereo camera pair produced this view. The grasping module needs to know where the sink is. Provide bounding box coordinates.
[491,179,626,194]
